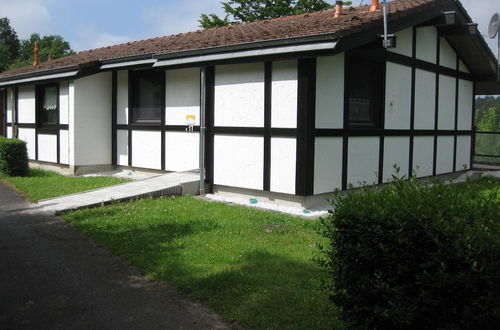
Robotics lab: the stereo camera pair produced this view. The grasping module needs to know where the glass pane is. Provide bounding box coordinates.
[41,86,58,124]
[131,70,163,123]
[347,57,383,127]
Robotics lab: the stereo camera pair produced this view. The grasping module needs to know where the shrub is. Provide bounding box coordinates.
[0,137,29,176]
[318,175,500,329]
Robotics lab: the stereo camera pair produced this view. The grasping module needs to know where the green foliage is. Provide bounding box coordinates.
[0,137,28,176]
[318,175,500,329]
[8,33,75,70]
[198,0,346,28]
[0,168,131,202]
[475,96,500,132]
[0,17,20,72]
[64,196,344,329]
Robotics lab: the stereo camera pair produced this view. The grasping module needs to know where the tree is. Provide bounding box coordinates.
[199,0,350,28]
[8,33,75,70]
[0,17,20,72]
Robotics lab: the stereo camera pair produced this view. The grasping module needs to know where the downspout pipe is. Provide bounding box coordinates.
[199,67,206,195]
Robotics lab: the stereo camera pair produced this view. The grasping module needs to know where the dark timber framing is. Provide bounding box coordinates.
[295,58,316,196]
[1,89,5,137]
[453,55,459,172]
[432,35,441,176]
[408,26,417,176]
[111,71,117,165]
[8,82,70,165]
[263,62,272,191]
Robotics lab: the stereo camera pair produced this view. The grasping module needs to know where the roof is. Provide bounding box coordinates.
[0,0,497,93]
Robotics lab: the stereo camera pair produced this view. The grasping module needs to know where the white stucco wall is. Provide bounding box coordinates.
[116,129,128,166]
[37,134,57,163]
[413,136,434,177]
[214,135,263,190]
[270,137,296,194]
[414,69,436,129]
[6,88,14,123]
[166,68,200,126]
[383,137,410,182]
[59,81,69,125]
[456,136,471,170]
[459,59,470,73]
[457,79,473,130]
[17,128,36,159]
[59,129,69,165]
[436,136,454,174]
[271,60,297,128]
[385,62,412,129]
[17,85,35,124]
[73,72,112,166]
[439,38,457,69]
[315,54,344,129]
[165,132,199,171]
[388,27,413,57]
[117,70,128,125]
[131,130,161,170]
[68,81,75,165]
[347,137,379,187]
[314,137,343,194]
[214,63,264,127]
[416,26,437,63]
[438,75,456,130]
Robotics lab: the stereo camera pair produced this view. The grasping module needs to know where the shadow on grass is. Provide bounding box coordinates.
[66,209,343,329]
[186,250,343,329]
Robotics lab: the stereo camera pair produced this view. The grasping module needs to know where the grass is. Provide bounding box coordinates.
[64,196,344,329]
[0,168,131,202]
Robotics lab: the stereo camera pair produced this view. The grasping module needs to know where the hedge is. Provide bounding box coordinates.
[0,137,29,176]
[318,175,500,329]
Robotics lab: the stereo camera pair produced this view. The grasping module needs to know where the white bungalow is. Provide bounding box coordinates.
[0,0,498,207]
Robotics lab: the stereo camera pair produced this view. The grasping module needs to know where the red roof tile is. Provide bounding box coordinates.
[0,0,450,79]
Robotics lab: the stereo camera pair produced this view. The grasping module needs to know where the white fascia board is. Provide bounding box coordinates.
[100,58,156,70]
[0,70,79,87]
[153,41,337,67]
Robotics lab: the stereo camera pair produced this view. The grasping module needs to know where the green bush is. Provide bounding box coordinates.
[0,137,29,176]
[318,175,500,329]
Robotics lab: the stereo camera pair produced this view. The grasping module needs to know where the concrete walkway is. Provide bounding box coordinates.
[34,172,199,215]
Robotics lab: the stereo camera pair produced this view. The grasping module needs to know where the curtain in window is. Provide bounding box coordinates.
[44,87,58,111]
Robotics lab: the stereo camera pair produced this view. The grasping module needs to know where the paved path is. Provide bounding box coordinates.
[34,172,199,215]
[0,182,228,330]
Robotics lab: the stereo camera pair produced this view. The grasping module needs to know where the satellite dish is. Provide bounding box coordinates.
[488,13,499,39]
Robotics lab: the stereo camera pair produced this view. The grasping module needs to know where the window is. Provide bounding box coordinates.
[347,56,384,127]
[38,84,58,125]
[130,69,164,124]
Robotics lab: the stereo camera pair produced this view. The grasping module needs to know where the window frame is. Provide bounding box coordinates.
[345,53,386,129]
[36,83,60,132]
[129,69,165,125]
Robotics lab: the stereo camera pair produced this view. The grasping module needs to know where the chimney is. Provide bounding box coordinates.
[33,41,39,66]
[370,0,380,12]
[335,1,343,18]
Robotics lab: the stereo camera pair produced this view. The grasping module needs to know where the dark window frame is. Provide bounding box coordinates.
[345,53,386,129]
[129,69,165,125]
[36,83,59,132]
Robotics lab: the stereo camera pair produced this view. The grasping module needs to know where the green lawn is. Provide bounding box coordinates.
[0,168,131,202]
[64,196,344,329]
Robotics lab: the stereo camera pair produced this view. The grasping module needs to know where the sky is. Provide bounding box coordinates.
[0,0,498,56]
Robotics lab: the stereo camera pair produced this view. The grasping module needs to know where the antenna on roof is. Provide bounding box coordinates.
[380,0,395,48]
[488,13,499,81]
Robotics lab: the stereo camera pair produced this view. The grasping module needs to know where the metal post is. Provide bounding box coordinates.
[199,67,206,194]
[382,0,389,48]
